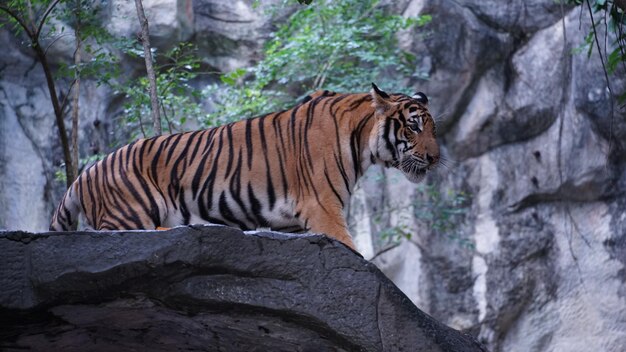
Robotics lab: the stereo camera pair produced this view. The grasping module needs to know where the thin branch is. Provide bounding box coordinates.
[137,111,147,139]
[32,38,74,186]
[160,103,174,134]
[70,0,82,180]
[370,242,401,261]
[35,0,62,41]
[25,0,36,33]
[60,78,78,113]
[617,11,626,80]
[134,0,162,136]
[44,33,74,56]
[586,0,615,157]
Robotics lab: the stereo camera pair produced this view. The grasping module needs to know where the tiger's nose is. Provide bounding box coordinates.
[425,153,440,166]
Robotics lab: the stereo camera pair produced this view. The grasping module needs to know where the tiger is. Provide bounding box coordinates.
[49,83,439,250]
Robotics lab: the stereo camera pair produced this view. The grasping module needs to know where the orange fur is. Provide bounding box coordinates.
[50,85,439,250]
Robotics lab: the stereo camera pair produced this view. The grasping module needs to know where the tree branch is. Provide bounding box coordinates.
[134,0,162,136]
[1,1,75,186]
[60,78,77,113]
[34,0,62,41]
[44,33,73,56]
[70,0,82,181]
[33,42,75,186]
[586,0,615,157]
[370,242,401,261]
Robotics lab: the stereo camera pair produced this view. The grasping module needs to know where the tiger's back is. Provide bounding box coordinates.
[50,85,439,250]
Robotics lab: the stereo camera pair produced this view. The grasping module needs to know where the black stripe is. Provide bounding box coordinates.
[349,112,375,177]
[102,153,142,228]
[248,183,270,227]
[168,132,200,210]
[228,149,255,226]
[383,119,398,161]
[324,168,344,208]
[135,143,167,214]
[128,144,161,226]
[245,118,253,170]
[345,95,371,112]
[258,115,276,210]
[113,148,150,227]
[138,140,149,173]
[201,128,219,155]
[398,111,406,123]
[125,141,137,171]
[62,207,71,229]
[289,104,305,149]
[225,124,235,177]
[303,97,319,172]
[197,129,225,220]
[330,106,350,191]
[272,113,290,200]
[165,133,185,165]
[218,192,248,229]
[189,129,207,162]
[146,136,157,153]
[334,153,351,195]
[191,128,219,196]
[179,189,190,225]
[89,157,103,226]
[275,144,289,201]
[150,139,167,186]
[329,94,350,116]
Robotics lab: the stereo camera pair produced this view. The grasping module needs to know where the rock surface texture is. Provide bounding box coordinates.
[0,226,485,352]
[353,1,626,352]
[1,0,625,351]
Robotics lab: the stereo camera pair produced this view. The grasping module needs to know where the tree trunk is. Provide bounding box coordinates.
[134,0,162,136]
[71,0,82,181]
[33,43,75,188]
[0,2,76,188]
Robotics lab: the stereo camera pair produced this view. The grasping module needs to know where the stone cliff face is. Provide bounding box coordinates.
[354,1,626,351]
[1,1,625,351]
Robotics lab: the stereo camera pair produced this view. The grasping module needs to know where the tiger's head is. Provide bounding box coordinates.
[369,83,439,183]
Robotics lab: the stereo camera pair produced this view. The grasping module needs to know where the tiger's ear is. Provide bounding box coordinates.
[412,91,428,105]
[371,83,392,113]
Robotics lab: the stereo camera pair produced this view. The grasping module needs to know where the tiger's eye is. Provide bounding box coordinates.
[408,123,421,133]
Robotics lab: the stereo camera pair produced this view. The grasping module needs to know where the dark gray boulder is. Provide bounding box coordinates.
[0,226,486,352]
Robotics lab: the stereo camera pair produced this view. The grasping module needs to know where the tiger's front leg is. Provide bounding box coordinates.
[302,204,356,251]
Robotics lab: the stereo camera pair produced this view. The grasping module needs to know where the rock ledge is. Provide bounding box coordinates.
[0,226,485,352]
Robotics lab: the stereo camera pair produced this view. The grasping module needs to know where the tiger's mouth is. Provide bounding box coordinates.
[396,157,429,184]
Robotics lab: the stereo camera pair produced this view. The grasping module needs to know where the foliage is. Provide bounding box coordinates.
[373,183,472,249]
[52,2,209,140]
[115,43,209,139]
[414,184,473,248]
[204,0,431,125]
